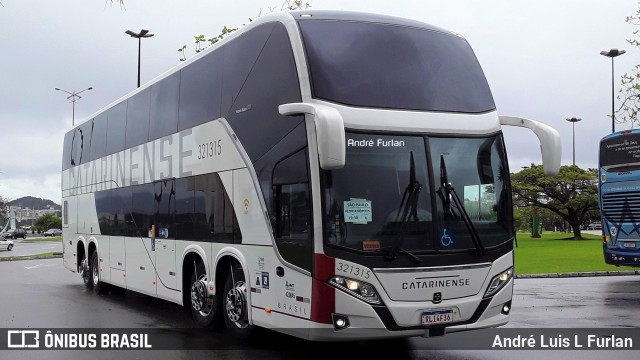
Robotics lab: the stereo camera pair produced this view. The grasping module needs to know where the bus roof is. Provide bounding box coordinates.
[69,10,460,131]
[600,128,640,143]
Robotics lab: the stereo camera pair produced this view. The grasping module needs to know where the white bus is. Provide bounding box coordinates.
[61,10,561,340]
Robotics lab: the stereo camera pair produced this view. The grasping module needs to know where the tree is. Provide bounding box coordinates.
[35,213,62,233]
[0,195,8,225]
[618,3,640,124]
[511,165,599,240]
[178,0,311,61]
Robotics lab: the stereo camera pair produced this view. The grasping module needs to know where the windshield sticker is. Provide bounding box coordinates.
[347,138,405,147]
[440,228,454,247]
[344,198,372,224]
[363,240,380,251]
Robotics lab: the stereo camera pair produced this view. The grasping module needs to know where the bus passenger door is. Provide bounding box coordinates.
[154,179,178,294]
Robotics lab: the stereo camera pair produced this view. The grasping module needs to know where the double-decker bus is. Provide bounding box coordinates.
[599,129,640,267]
[61,10,561,340]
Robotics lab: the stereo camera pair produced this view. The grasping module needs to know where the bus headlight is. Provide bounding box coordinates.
[483,267,513,298]
[329,276,381,304]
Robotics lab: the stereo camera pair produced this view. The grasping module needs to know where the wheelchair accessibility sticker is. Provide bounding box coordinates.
[440,228,454,247]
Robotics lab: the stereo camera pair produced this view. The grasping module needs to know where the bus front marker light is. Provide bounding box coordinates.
[484,267,513,298]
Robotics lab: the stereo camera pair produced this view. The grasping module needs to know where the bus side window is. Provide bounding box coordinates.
[89,113,108,162]
[194,173,241,243]
[72,120,93,166]
[153,180,175,239]
[272,148,312,271]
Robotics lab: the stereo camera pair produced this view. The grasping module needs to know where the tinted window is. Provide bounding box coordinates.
[106,102,127,156]
[75,120,93,165]
[111,187,132,236]
[62,131,73,170]
[89,113,108,161]
[224,22,303,162]
[126,88,151,148]
[178,49,223,131]
[154,179,175,239]
[95,190,112,235]
[298,20,495,113]
[194,173,241,243]
[131,183,155,237]
[255,122,307,217]
[175,177,195,239]
[222,22,274,116]
[600,133,640,170]
[149,73,180,140]
[272,148,312,271]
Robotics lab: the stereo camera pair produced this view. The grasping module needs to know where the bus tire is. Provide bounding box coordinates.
[82,256,93,291]
[90,251,108,295]
[223,264,249,329]
[189,261,222,328]
[7,244,12,251]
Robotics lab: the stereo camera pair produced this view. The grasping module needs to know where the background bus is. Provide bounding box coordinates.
[599,129,640,267]
[61,10,561,340]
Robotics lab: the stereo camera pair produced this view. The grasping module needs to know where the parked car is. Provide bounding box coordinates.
[587,222,602,230]
[1,228,27,239]
[42,229,62,237]
[0,236,14,251]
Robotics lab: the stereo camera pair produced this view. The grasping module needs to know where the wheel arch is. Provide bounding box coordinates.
[75,236,87,273]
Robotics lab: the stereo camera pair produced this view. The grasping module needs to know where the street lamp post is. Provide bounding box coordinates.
[55,87,93,126]
[566,117,582,166]
[600,48,626,133]
[125,29,154,88]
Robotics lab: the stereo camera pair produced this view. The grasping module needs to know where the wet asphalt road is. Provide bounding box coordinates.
[0,258,638,359]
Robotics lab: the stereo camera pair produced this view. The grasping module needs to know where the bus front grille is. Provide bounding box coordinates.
[601,191,640,223]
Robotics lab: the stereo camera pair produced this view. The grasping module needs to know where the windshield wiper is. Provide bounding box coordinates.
[440,155,485,256]
[385,152,422,264]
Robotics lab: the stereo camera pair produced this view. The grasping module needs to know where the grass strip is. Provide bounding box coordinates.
[514,232,638,274]
[0,252,62,262]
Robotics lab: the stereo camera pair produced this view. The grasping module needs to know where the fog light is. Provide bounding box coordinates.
[501,301,511,315]
[332,314,350,331]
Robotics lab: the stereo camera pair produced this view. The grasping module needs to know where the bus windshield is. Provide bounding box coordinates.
[298,19,495,113]
[322,132,513,257]
[600,133,640,170]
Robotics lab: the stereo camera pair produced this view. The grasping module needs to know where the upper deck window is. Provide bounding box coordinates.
[600,133,640,170]
[298,20,495,113]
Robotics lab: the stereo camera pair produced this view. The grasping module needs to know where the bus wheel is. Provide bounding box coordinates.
[223,265,249,329]
[91,251,108,295]
[7,244,12,251]
[189,261,221,327]
[82,257,93,291]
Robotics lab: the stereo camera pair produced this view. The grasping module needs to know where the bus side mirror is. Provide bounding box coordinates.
[279,103,346,170]
[499,116,562,176]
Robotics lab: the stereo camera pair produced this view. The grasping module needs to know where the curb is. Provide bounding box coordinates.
[516,270,640,279]
[0,254,63,262]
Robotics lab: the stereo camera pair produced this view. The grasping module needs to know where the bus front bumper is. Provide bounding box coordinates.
[306,277,512,341]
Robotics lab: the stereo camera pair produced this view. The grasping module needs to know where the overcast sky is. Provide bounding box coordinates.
[0,0,637,204]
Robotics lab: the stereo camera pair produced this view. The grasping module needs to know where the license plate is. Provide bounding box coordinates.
[623,242,636,248]
[421,310,453,325]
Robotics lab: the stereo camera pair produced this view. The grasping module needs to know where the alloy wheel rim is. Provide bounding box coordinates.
[225,281,247,325]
